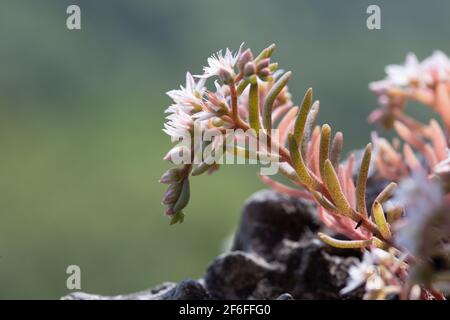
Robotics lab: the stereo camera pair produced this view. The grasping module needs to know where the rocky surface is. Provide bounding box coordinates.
[62,189,363,300]
[63,280,210,300]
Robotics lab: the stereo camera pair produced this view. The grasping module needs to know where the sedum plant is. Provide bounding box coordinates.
[160,44,450,299]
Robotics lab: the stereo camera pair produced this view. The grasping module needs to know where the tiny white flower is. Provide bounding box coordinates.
[213,80,228,101]
[384,53,422,87]
[197,44,244,79]
[192,111,215,121]
[341,250,376,295]
[421,50,450,83]
[166,72,206,113]
[341,249,395,296]
[365,273,385,292]
[206,80,231,112]
[163,110,194,141]
[369,79,395,94]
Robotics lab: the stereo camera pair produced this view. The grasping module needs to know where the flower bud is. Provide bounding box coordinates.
[172,178,190,212]
[165,205,175,217]
[162,183,182,205]
[218,67,234,84]
[238,49,254,72]
[258,67,271,78]
[243,62,257,77]
[257,58,270,71]
[159,167,183,184]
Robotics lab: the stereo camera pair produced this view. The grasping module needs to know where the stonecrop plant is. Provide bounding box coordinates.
[160,44,450,300]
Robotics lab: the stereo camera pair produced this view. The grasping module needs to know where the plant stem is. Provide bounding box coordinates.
[229,82,243,127]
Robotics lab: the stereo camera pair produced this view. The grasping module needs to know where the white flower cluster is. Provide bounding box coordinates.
[370,51,450,93]
[197,44,243,80]
[160,44,287,223]
[163,46,244,142]
[341,249,402,300]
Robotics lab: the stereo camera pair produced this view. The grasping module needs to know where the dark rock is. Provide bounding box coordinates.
[62,189,363,300]
[232,190,320,261]
[62,282,176,300]
[204,251,283,300]
[61,280,210,300]
[282,238,359,299]
[164,280,211,300]
[276,293,294,300]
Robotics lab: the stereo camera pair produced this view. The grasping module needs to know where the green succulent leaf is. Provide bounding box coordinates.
[172,178,190,213]
[356,143,372,217]
[263,71,292,131]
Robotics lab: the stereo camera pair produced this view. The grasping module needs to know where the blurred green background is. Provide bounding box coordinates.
[0,0,449,299]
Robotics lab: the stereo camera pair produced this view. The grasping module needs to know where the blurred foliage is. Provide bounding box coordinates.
[0,0,449,299]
